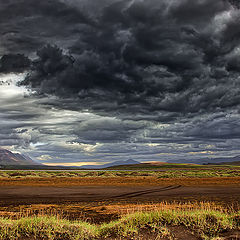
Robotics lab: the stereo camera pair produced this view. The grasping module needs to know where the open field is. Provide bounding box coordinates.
[1,167,240,187]
[0,202,240,240]
[1,176,240,188]
[106,163,240,170]
[1,166,240,179]
[0,168,240,239]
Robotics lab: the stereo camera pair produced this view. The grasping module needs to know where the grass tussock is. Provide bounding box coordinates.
[0,204,239,240]
[1,168,240,180]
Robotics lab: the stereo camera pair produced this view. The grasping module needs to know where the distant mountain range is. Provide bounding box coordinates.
[0,148,40,165]
[1,146,240,169]
[167,155,240,165]
[80,159,140,169]
[204,155,240,165]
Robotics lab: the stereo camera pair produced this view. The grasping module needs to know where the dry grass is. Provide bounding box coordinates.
[0,169,240,186]
[0,176,240,186]
[0,201,239,223]
[0,201,239,240]
[1,168,240,179]
[0,170,239,239]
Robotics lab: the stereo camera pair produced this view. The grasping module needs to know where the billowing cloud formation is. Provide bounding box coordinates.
[0,0,240,164]
[0,54,30,73]
[18,0,240,116]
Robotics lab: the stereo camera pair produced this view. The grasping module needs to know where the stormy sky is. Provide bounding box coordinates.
[0,0,240,165]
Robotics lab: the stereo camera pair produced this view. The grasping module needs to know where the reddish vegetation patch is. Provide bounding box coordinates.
[145,162,166,165]
[0,176,240,186]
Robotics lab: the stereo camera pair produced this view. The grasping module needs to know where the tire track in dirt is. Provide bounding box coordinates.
[112,185,182,199]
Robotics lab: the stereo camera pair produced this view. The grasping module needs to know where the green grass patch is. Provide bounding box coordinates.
[0,208,239,239]
[1,168,240,179]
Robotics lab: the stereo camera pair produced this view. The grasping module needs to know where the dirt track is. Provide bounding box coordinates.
[0,184,240,206]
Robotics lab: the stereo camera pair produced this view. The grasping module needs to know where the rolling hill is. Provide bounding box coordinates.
[80,159,140,169]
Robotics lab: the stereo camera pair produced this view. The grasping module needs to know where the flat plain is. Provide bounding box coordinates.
[0,164,240,239]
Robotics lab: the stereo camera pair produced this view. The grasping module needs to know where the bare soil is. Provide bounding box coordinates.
[0,184,240,206]
[0,184,239,222]
[0,178,240,239]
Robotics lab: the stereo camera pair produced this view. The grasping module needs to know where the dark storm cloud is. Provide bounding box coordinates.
[186,113,240,139]
[0,54,31,73]
[228,0,240,9]
[13,0,239,118]
[1,0,240,163]
[0,0,92,55]
[72,118,147,143]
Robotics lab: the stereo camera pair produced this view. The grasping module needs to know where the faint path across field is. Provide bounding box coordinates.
[112,185,182,198]
[0,185,239,206]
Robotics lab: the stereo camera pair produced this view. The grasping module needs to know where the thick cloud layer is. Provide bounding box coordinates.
[0,0,240,164]
[17,0,240,117]
[0,54,31,73]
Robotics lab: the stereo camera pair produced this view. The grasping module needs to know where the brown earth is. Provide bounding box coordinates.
[1,176,240,186]
[104,225,201,240]
[0,177,240,213]
[0,184,235,205]
[0,178,240,239]
[0,183,240,216]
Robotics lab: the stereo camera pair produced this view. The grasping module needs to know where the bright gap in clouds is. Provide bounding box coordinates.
[0,73,29,97]
[1,0,240,165]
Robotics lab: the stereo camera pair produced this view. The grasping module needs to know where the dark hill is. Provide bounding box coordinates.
[80,159,140,169]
